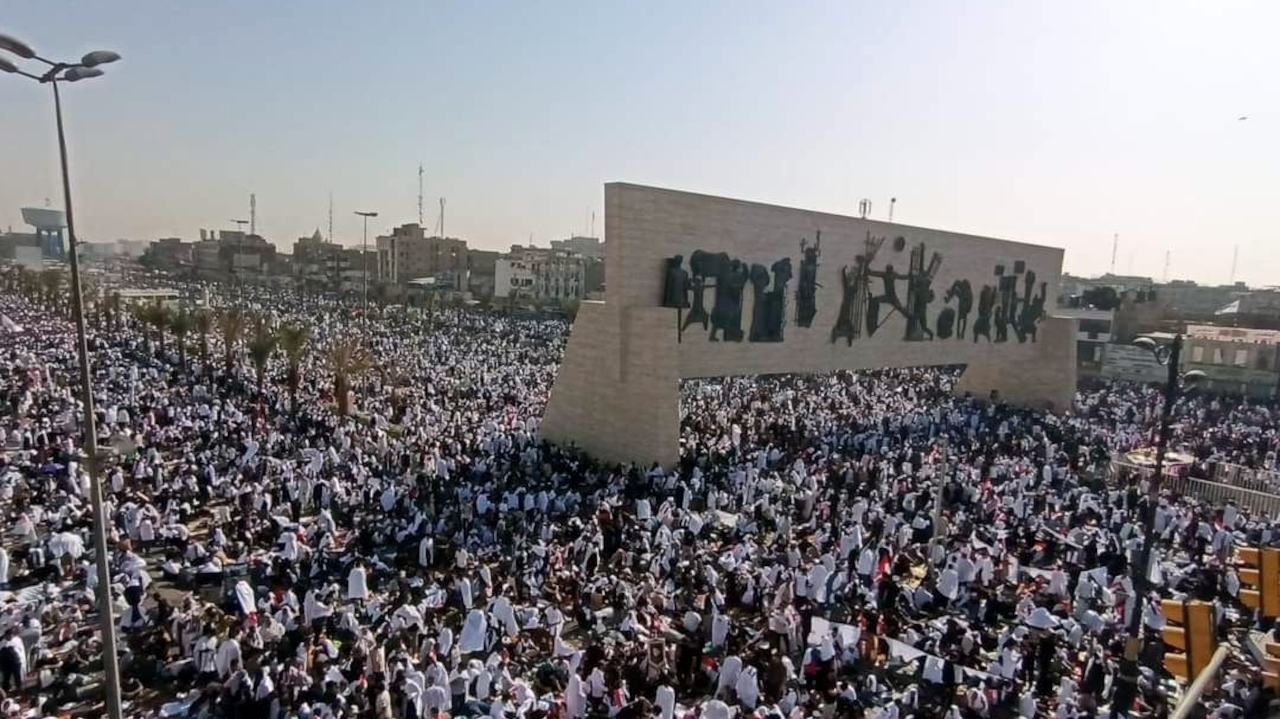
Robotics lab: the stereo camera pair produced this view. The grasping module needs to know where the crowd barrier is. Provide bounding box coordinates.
[1162,473,1280,519]
[1210,462,1280,495]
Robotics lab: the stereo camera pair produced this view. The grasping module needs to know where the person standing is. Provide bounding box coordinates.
[0,629,23,693]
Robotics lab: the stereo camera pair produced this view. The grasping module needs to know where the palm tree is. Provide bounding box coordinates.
[277,323,311,412]
[246,318,278,394]
[218,309,246,375]
[147,301,172,356]
[325,338,370,417]
[40,269,63,314]
[194,309,214,372]
[107,292,122,330]
[20,269,40,302]
[169,309,194,368]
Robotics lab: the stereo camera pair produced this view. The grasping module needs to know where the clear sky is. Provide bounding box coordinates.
[2,1,1277,285]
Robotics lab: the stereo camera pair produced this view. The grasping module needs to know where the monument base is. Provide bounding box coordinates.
[540,301,681,467]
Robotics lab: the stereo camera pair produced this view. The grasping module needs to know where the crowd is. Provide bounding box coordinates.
[0,269,1277,719]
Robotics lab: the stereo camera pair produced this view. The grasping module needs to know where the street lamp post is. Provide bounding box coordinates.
[0,32,124,719]
[354,211,377,317]
[1111,333,1204,718]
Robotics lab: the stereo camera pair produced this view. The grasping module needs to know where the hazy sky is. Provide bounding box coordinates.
[2,1,1277,284]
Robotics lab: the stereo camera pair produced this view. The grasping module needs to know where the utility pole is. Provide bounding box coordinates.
[418,164,425,226]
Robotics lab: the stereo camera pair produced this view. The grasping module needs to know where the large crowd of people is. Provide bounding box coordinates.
[0,267,1277,719]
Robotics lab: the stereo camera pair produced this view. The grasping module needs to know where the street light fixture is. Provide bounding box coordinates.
[0,30,124,719]
[354,211,378,317]
[1112,332,1204,714]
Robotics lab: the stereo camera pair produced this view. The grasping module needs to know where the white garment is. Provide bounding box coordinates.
[735,666,760,709]
[655,685,675,719]
[490,596,519,638]
[215,638,242,678]
[717,655,742,693]
[565,674,586,719]
[346,566,369,600]
[711,613,730,647]
[459,609,488,653]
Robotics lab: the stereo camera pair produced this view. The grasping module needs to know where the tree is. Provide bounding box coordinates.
[325,338,370,417]
[247,318,278,394]
[194,309,214,372]
[1082,286,1120,311]
[563,299,581,323]
[19,269,39,302]
[277,324,311,412]
[218,309,247,375]
[169,309,194,368]
[40,269,63,314]
[108,292,122,331]
[132,301,169,353]
[147,301,173,356]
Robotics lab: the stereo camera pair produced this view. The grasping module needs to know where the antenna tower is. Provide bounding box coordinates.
[250,194,256,235]
[436,198,446,237]
[328,193,334,242]
[1110,233,1118,274]
[418,164,425,226]
[1230,245,1239,284]
[1163,250,1170,282]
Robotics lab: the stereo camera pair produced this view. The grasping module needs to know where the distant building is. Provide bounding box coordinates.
[1230,289,1280,319]
[20,207,66,258]
[1055,307,1114,377]
[143,237,194,268]
[494,254,536,299]
[1059,272,1153,302]
[1182,324,1280,397]
[1156,280,1246,317]
[375,224,468,284]
[549,235,603,260]
[182,229,277,280]
[293,229,347,291]
[80,241,118,259]
[495,245,587,304]
[0,229,39,260]
[464,249,499,298]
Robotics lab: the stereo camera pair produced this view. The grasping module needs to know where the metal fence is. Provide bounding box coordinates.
[1210,462,1280,495]
[1162,473,1280,519]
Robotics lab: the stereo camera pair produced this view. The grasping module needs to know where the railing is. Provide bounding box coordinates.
[1170,646,1230,719]
[1162,473,1280,519]
[1211,462,1280,495]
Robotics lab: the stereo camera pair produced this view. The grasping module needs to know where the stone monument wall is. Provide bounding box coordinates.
[541,183,1076,466]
